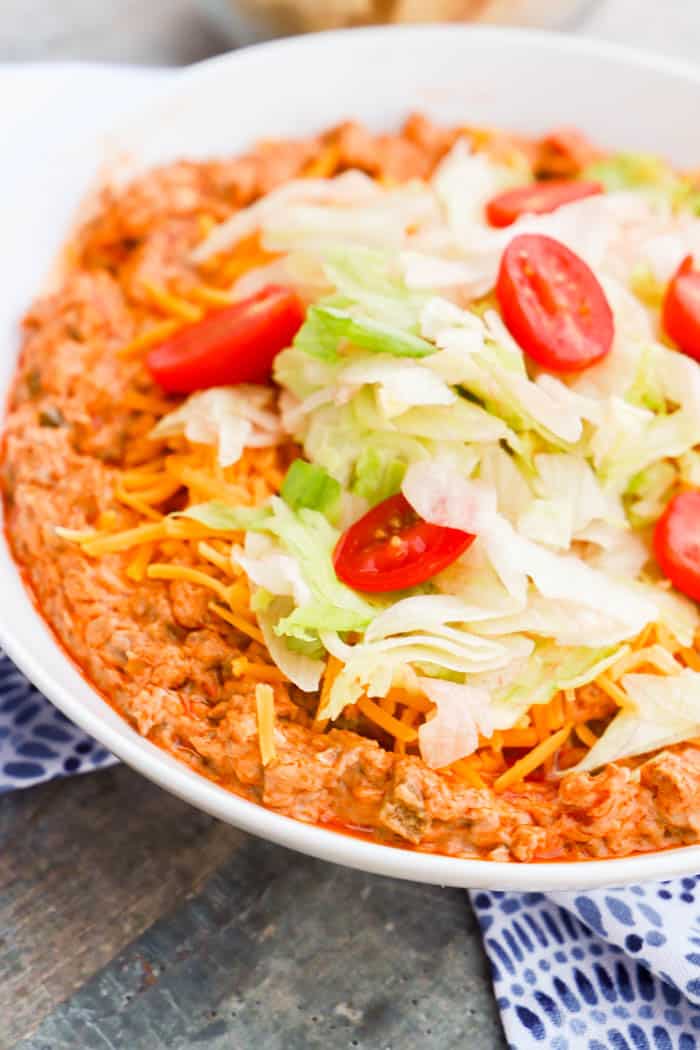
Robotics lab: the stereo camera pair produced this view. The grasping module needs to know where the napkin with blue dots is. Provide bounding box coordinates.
[0,651,116,791]
[471,881,700,1048]
[2,645,699,1049]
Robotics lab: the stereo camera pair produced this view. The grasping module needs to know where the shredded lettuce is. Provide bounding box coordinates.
[582,152,700,217]
[257,597,325,692]
[151,386,281,467]
[517,452,623,550]
[570,668,700,773]
[261,182,439,255]
[351,447,406,506]
[281,459,341,518]
[490,644,625,728]
[174,144,700,767]
[293,301,435,362]
[417,678,495,769]
[181,501,272,531]
[583,152,678,199]
[422,299,590,446]
[402,460,657,640]
[319,628,532,721]
[625,461,677,526]
[184,497,377,643]
[323,245,431,330]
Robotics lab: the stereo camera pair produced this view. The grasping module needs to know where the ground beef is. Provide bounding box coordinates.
[4,114,700,863]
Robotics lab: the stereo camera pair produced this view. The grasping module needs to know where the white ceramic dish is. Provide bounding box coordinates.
[3,27,700,890]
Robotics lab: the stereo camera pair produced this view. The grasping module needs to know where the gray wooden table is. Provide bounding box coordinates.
[1,2,699,1047]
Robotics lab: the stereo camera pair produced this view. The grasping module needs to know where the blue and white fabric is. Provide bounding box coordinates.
[0,650,115,791]
[471,884,700,1049]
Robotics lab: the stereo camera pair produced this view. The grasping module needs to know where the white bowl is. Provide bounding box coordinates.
[3,26,700,890]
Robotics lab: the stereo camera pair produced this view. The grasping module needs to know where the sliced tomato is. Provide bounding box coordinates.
[146,285,304,394]
[485,179,603,228]
[654,490,700,601]
[496,233,614,373]
[662,255,700,362]
[333,493,474,594]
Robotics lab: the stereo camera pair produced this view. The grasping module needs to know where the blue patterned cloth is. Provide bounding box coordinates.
[0,651,116,792]
[3,646,700,1047]
[470,885,700,1048]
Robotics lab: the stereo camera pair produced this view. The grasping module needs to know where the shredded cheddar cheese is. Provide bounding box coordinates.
[494,724,573,793]
[197,541,236,576]
[197,213,218,240]
[141,280,203,323]
[121,390,178,416]
[230,245,278,284]
[256,683,277,767]
[313,654,343,732]
[231,657,288,683]
[302,144,340,179]
[115,488,164,521]
[499,728,539,749]
[146,563,230,601]
[209,602,265,644]
[575,724,599,749]
[118,319,181,358]
[451,758,486,789]
[188,284,234,308]
[596,673,632,708]
[357,697,419,743]
[393,707,418,754]
[681,647,700,672]
[531,704,549,741]
[126,543,154,582]
[82,522,169,556]
[54,525,100,543]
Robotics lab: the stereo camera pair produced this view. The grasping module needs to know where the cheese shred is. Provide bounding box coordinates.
[256,683,277,767]
[494,724,573,793]
[357,697,419,743]
[209,602,265,644]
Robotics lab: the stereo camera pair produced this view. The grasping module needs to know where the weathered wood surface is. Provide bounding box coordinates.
[0,767,505,1050]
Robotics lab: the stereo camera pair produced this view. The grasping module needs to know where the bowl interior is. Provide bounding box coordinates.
[2,27,700,890]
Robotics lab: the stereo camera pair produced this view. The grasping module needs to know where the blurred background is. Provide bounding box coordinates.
[1,0,699,65]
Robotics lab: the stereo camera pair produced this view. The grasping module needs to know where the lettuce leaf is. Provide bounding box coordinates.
[281,459,341,518]
[351,447,406,506]
[151,386,282,467]
[417,678,495,769]
[257,597,325,692]
[323,245,431,330]
[490,643,624,728]
[569,668,700,773]
[402,460,657,640]
[319,628,532,721]
[185,497,377,641]
[293,301,435,362]
[421,299,590,446]
[583,152,678,198]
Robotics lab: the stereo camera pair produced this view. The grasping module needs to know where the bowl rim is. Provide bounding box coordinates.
[4,24,700,891]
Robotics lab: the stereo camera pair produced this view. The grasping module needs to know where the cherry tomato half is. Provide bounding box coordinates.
[662,255,700,362]
[333,493,474,594]
[654,490,700,602]
[146,285,304,394]
[485,179,603,228]
[496,233,614,373]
